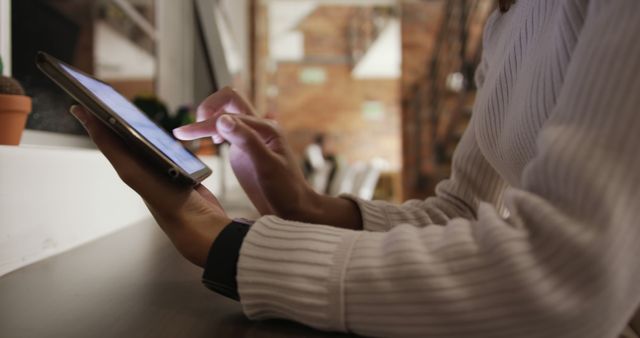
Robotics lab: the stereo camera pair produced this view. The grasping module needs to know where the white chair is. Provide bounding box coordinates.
[308,162,334,194]
[329,162,365,197]
[354,159,387,200]
[305,143,337,194]
[334,158,387,200]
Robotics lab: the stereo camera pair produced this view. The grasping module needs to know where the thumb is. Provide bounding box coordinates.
[217,115,273,163]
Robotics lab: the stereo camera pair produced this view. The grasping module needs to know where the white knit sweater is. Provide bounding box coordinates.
[237,1,640,337]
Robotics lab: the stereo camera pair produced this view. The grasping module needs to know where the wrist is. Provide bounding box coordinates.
[172,213,231,268]
[305,193,363,230]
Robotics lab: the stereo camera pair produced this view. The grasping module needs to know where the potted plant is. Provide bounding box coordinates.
[0,56,32,145]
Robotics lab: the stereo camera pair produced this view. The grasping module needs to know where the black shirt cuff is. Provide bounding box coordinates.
[201,220,252,301]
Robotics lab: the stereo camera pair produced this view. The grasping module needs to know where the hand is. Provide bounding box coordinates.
[70,106,231,267]
[173,87,362,229]
[173,87,314,219]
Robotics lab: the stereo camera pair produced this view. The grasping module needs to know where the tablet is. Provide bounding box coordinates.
[36,52,211,185]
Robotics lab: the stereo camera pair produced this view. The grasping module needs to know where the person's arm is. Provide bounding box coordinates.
[174,102,365,230]
[71,105,249,302]
[173,12,504,233]
[340,13,506,232]
[172,36,504,233]
[340,112,508,232]
[200,114,541,308]
[201,219,251,300]
[235,2,640,336]
[69,106,231,268]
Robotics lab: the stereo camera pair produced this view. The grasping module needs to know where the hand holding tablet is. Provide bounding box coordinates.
[37,52,211,185]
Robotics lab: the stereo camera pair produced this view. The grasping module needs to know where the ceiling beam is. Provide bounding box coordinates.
[111,0,158,41]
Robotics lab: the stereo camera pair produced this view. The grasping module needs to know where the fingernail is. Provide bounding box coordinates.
[70,106,88,125]
[217,115,236,131]
[172,127,186,139]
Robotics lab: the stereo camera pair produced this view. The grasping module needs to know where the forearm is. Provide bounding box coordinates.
[312,194,363,230]
[236,195,633,338]
[283,192,363,230]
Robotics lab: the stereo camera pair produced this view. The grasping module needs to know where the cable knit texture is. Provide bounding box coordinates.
[237,1,640,337]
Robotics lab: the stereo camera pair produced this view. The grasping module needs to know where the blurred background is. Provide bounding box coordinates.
[2,0,496,202]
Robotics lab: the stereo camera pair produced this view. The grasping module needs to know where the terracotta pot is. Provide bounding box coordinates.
[0,94,32,145]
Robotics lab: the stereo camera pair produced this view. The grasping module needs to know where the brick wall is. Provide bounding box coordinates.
[400,1,446,199]
[400,1,493,199]
[260,6,402,172]
[253,2,494,200]
[274,62,400,167]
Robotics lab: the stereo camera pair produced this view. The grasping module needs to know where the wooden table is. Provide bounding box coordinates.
[0,219,353,338]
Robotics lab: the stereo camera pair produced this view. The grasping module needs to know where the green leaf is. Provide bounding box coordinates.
[0,56,4,76]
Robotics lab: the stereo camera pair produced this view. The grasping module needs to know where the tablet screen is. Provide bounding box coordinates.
[60,64,206,174]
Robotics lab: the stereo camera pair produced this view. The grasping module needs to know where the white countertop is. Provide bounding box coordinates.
[0,144,233,276]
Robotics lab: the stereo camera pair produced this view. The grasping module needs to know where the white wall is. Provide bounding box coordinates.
[0,0,10,75]
[94,21,156,80]
[0,145,222,277]
[156,0,251,110]
[352,19,401,79]
[156,0,195,112]
[218,0,251,82]
[20,130,95,149]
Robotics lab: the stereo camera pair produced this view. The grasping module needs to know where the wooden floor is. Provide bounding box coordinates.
[0,219,353,338]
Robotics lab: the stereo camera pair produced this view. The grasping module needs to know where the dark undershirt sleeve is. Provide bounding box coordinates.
[201,220,251,301]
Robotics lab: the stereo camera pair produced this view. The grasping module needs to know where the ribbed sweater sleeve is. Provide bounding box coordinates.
[342,12,507,233]
[342,114,508,232]
[237,1,640,337]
